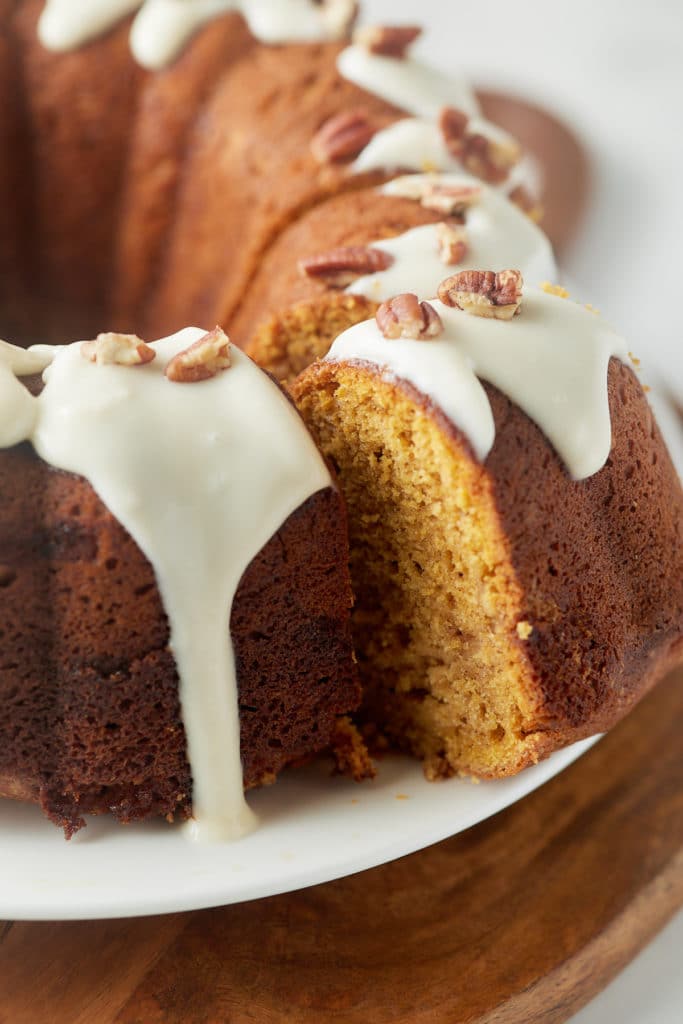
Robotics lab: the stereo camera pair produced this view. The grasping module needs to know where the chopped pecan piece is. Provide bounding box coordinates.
[438,269,523,320]
[436,223,468,265]
[439,107,470,158]
[311,108,376,164]
[165,327,231,383]
[461,132,521,185]
[439,107,521,185]
[421,182,482,216]
[509,184,544,223]
[376,293,443,340]
[299,245,394,287]
[80,332,156,366]
[353,24,422,58]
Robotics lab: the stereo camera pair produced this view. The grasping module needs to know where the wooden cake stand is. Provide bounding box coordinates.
[1,99,680,1024]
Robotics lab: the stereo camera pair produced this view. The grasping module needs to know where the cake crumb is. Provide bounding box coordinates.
[395,793,409,800]
[516,620,533,640]
[540,282,569,298]
[628,351,641,368]
[330,716,376,781]
[585,303,600,315]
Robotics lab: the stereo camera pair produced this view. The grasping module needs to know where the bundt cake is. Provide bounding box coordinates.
[0,2,530,348]
[1,3,681,839]
[291,279,683,779]
[0,1,544,837]
[0,330,361,838]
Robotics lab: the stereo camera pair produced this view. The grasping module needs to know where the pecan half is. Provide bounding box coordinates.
[165,327,231,383]
[80,332,156,366]
[299,245,394,287]
[509,184,544,223]
[436,223,468,265]
[439,107,470,158]
[376,293,443,340]
[311,108,376,164]
[353,24,422,58]
[421,182,482,216]
[438,269,523,320]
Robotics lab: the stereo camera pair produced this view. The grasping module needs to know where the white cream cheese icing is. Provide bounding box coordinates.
[346,175,557,302]
[337,43,478,121]
[326,289,629,480]
[0,330,332,841]
[39,0,356,70]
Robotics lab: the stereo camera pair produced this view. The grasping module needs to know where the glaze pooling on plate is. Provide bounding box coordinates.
[0,332,332,841]
[326,288,629,479]
[38,0,357,69]
[344,175,557,302]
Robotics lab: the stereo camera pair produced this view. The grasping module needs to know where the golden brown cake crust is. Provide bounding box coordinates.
[142,39,400,339]
[0,7,419,347]
[0,444,360,834]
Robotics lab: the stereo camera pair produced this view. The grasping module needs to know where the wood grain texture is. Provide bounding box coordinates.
[478,90,590,258]
[0,667,681,1024]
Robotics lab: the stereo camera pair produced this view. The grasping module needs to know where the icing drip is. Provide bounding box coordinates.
[39,0,145,51]
[130,0,240,69]
[335,44,528,186]
[351,115,523,180]
[39,0,356,70]
[326,289,629,480]
[0,332,331,840]
[0,341,53,446]
[242,0,356,45]
[346,175,556,302]
[337,44,478,120]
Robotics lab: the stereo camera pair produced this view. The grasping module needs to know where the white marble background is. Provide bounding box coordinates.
[360,1,683,1020]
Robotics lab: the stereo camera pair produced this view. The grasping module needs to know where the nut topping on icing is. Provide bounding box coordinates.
[438,270,523,320]
[436,223,468,265]
[421,182,482,216]
[164,327,231,383]
[439,107,469,157]
[461,132,521,186]
[376,293,443,340]
[508,185,544,224]
[439,107,521,185]
[299,245,394,287]
[311,108,377,164]
[80,332,156,366]
[353,24,422,59]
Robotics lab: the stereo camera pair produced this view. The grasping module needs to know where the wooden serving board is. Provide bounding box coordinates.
[0,666,681,1024]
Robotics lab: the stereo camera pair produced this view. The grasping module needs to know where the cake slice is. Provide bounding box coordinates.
[291,279,683,778]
